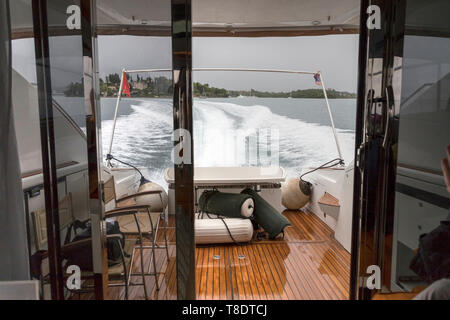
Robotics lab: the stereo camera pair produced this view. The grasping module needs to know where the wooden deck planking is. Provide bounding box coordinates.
[277,243,322,300]
[73,210,350,300]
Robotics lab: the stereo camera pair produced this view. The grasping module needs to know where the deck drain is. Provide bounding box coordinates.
[213,255,221,260]
[237,255,246,260]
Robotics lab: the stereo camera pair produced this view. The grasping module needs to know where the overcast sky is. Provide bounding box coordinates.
[12,34,359,93]
[98,34,359,93]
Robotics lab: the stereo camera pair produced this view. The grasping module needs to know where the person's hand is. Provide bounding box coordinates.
[442,145,450,194]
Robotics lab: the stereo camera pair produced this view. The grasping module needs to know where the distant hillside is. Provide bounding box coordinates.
[194,82,356,99]
[64,74,356,99]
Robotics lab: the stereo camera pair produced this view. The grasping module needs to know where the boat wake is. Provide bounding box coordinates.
[102,99,355,188]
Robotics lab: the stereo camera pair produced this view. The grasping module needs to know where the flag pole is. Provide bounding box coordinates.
[106,69,125,167]
[319,71,343,162]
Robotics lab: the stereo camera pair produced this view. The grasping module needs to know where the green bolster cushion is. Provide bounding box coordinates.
[198,190,255,218]
[241,188,290,239]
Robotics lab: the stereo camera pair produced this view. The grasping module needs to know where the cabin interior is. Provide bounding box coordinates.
[1,0,449,301]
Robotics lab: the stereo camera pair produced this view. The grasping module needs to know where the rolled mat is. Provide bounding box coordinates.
[198,190,254,218]
[241,188,291,239]
[195,218,254,244]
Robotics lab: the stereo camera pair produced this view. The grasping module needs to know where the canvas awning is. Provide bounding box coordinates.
[10,0,361,39]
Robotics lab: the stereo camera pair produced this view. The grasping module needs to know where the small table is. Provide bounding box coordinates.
[164,166,286,213]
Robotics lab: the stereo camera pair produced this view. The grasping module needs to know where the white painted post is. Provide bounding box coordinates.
[106,69,125,167]
[319,71,344,161]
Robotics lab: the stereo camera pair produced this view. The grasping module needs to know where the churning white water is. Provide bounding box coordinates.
[101,97,356,188]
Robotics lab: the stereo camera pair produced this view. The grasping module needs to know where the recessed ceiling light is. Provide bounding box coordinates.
[311,20,321,26]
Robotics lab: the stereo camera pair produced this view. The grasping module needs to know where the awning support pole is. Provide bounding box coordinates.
[106,68,345,166]
[319,71,344,161]
[106,69,125,167]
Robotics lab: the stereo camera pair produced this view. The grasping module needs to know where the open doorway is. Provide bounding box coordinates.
[9,0,448,302]
[95,0,361,300]
[7,0,361,300]
[186,0,359,300]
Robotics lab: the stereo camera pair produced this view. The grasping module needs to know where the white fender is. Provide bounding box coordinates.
[135,181,168,212]
[281,178,310,210]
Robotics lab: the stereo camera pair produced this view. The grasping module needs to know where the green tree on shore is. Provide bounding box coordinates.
[66,74,357,99]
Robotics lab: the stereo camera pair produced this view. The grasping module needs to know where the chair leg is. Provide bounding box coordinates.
[151,231,159,291]
[124,277,129,300]
[147,210,159,291]
[118,237,129,300]
[139,240,149,299]
[123,255,129,300]
[159,194,170,262]
[163,212,169,261]
[133,213,149,300]
[148,211,159,291]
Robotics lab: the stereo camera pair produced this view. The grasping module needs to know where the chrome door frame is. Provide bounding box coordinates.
[32,0,107,299]
[350,0,406,300]
[172,0,195,300]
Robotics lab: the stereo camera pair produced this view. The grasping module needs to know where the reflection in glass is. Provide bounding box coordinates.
[391,0,450,293]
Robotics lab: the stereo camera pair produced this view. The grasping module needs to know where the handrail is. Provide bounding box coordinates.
[397,162,443,177]
[106,68,344,166]
[124,67,316,75]
[401,82,433,106]
[21,161,79,179]
[22,162,87,192]
[52,99,87,140]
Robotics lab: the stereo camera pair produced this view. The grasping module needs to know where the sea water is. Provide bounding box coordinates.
[99,97,356,189]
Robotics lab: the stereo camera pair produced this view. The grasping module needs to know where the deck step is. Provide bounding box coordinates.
[318,192,340,207]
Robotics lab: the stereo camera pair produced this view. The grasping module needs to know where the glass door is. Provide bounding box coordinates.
[31,0,107,299]
[11,0,195,300]
[172,0,195,300]
[352,0,450,299]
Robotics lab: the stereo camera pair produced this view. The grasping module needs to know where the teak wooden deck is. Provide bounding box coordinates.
[74,210,350,300]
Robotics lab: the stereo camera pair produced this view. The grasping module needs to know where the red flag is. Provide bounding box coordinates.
[314,73,322,86]
[122,72,130,97]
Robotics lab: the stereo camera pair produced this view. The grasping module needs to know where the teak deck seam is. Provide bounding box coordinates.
[73,210,350,300]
